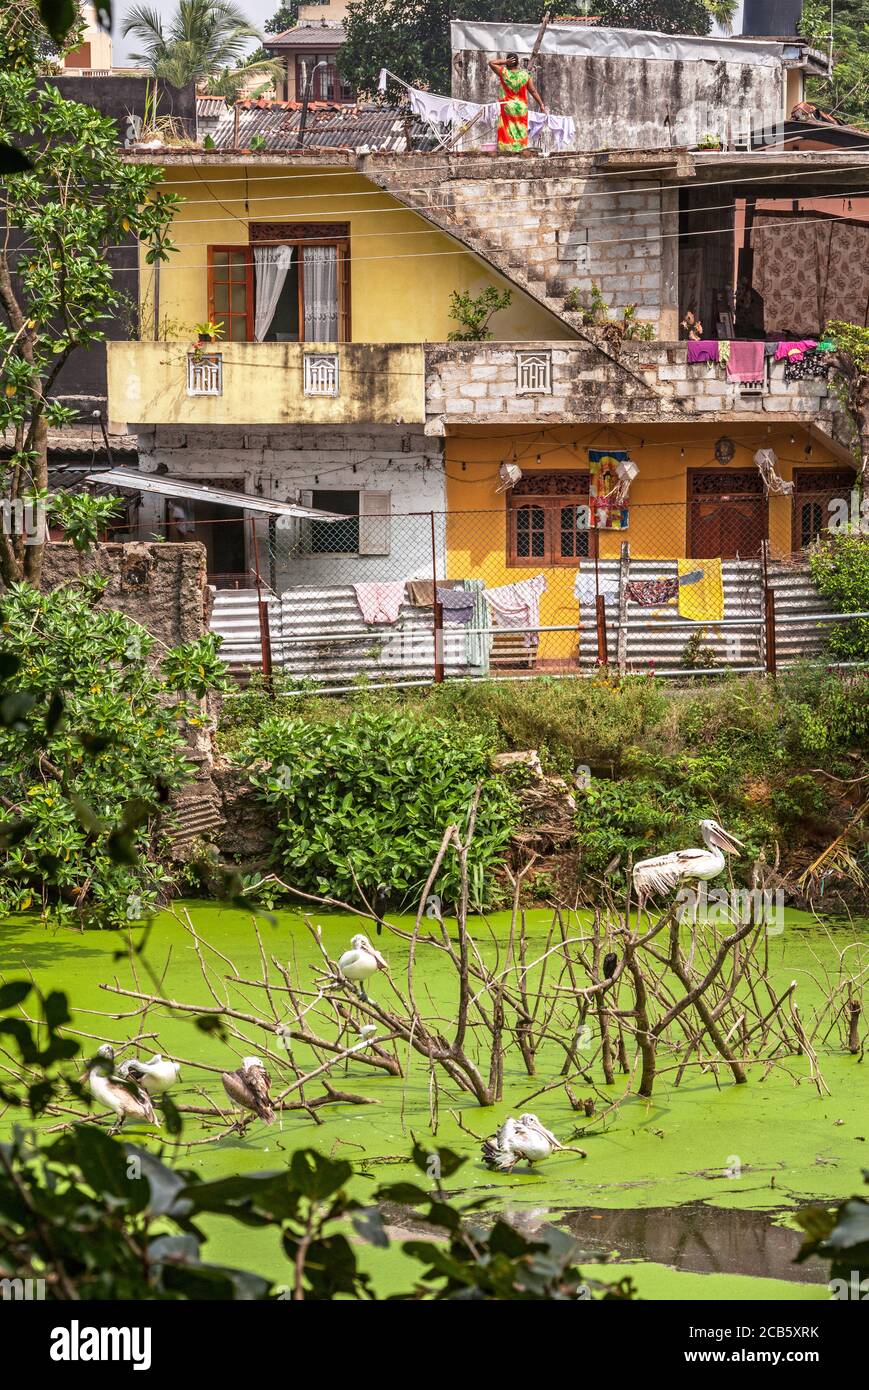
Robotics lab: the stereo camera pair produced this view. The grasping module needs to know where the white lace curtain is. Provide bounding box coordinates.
[253,244,295,342]
[303,245,339,341]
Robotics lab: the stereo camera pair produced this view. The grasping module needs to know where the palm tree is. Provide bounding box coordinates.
[122,0,280,91]
[704,0,739,34]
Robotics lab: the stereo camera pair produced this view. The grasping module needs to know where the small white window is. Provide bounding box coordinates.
[516,351,552,395]
[303,352,340,396]
[186,352,222,396]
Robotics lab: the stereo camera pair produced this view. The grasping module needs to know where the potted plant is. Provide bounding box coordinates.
[192,320,224,363]
[195,320,224,345]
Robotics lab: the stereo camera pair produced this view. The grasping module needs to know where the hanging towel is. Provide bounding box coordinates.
[625,578,678,607]
[437,587,474,626]
[407,579,456,606]
[353,582,406,625]
[686,340,719,364]
[462,579,490,674]
[485,574,547,648]
[726,340,765,383]
[774,339,817,364]
[677,558,723,622]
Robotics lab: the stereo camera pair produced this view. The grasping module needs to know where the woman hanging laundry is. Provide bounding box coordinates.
[488,52,546,153]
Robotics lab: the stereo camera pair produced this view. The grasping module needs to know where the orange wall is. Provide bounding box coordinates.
[444,422,845,661]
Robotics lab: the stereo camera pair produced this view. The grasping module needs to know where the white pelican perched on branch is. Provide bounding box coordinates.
[117,1053,180,1097]
[482,1113,561,1172]
[221,1056,275,1126]
[632,818,745,907]
[86,1044,158,1134]
[337,933,387,1001]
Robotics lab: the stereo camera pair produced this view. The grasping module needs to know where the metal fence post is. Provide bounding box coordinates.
[430,510,444,684]
[616,540,630,676]
[595,593,608,667]
[764,587,777,677]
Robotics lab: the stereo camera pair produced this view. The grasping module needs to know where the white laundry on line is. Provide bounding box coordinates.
[377,69,575,148]
[573,571,619,607]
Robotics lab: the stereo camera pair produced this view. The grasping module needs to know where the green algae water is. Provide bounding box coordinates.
[1,901,865,1300]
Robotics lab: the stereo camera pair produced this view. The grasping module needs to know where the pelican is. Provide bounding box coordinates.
[86,1044,158,1134]
[221,1055,275,1127]
[632,818,745,907]
[482,1113,561,1173]
[117,1053,180,1097]
[337,933,387,1000]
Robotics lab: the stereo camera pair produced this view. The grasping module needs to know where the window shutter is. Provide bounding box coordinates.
[358,491,391,556]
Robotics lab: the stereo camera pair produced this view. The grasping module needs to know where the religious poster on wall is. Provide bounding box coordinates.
[589,449,632,529]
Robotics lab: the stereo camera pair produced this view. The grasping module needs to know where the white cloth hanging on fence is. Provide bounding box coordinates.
[303,245,338,341]
[484,574,547,648]
[573,571,618,607]
[253,244,294,342]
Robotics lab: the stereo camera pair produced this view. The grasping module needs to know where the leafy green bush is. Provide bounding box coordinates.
[809,532,869,660]
[0,579,227,926]
[244,705,520,907]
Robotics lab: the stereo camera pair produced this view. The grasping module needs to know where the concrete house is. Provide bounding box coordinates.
[104,18,865,679]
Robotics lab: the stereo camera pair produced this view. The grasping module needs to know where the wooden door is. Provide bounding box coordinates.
[688,469,767,559]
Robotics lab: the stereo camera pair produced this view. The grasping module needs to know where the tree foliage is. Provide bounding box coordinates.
[0,579,228,927]
[809,532,869,662]
[802,0,869,129]
[0,70,178,586]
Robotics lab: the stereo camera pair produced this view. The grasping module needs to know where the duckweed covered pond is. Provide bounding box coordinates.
[0,901,865,1301]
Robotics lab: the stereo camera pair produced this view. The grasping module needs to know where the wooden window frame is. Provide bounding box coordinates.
[791,467,856,551]
[207,246,254,344]
[248,222,351,343]
[506,471,596,568]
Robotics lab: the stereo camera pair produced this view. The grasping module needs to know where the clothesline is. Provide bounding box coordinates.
[685,338,831,386]
[377,68,576,150]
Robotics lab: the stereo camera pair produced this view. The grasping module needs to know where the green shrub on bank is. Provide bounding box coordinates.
[0,580,227,927]
[809,531,869,660]
[244,705,521,907]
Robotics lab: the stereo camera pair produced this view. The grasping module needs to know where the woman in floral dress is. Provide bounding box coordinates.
[488,52,546,153]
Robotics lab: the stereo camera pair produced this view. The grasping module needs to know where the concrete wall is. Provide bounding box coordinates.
[40,540,211,649]
[452,26,787,150]
[426,340,841,427]
[136,423,446,588]
[373,157,679,336]
[109,341,427,428]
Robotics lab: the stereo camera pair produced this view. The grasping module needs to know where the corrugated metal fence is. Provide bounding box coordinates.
[211,556,850,688]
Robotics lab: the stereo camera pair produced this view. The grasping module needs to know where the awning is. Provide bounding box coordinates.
[85,469,344,521]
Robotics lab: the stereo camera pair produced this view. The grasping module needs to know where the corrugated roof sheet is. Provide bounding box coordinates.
[265,22,346,49]
[205,100,433,153]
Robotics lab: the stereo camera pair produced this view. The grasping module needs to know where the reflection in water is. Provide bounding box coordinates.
[556,1203,826,1284]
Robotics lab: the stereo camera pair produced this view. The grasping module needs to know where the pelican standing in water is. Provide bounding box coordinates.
[85,1044,158,1134]
[632,818,745,908]
[337,933,387,1001]
[482,1113,562,1173]
[221,1056,275,1127]
[117,1053,181,1097]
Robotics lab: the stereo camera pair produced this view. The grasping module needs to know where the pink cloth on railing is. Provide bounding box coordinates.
[774,339,818,363]
[353,582,406,624]
[726,340,765,383]
[686,340,719,363]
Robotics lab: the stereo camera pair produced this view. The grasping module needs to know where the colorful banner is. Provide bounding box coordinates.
[589,449,631,529]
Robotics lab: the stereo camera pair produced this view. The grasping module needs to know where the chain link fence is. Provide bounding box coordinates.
[161,497,867,688]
